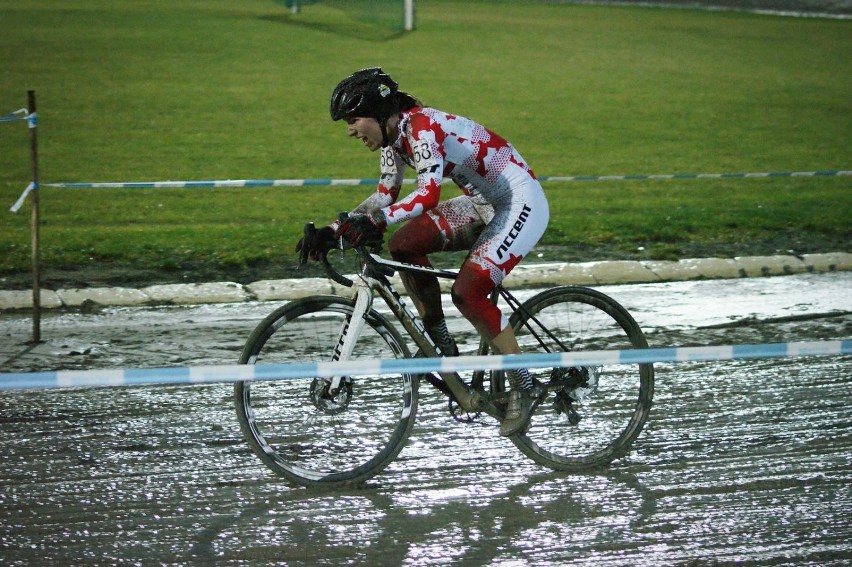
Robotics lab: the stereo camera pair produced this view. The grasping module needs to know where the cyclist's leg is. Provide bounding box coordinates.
[451,186,549,346]
[387,213,444,328]
[451,184,549,435]
[451,260,537,434]
[388,196,485,355]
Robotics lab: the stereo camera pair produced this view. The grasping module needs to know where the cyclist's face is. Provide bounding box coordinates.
[346,117,383,151]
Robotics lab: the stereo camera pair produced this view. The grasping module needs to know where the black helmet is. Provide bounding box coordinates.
[330,67,399,122]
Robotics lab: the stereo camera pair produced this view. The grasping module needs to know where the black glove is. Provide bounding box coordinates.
[335,212,386,247]
[295,225,337,261]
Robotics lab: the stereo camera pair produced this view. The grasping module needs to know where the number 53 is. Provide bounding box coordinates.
[413,140,433,162]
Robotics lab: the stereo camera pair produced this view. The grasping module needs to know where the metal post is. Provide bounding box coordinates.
[404,0,415,31]
[28,90,41,343]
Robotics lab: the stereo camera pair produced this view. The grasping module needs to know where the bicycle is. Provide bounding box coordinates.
[234,220,655,487]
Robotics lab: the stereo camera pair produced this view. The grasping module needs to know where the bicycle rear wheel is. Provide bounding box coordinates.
[495,286,654,470]
[235,296,418,487]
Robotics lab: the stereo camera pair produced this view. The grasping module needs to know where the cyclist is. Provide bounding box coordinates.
[300,67,549,436]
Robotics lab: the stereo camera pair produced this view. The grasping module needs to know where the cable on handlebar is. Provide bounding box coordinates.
[319,250,355,288]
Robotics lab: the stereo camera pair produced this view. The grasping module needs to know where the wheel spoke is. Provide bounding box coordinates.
[501,287,654,469]
[234,297,417,487]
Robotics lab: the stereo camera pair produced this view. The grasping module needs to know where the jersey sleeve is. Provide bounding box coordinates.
[381,113,445,226]
[332,147,404,229]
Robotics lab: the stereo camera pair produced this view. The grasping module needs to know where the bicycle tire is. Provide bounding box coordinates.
[234,295,418,487]
[493,286,654,470]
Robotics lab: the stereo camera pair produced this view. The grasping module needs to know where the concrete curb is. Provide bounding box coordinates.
[1,252,850,311]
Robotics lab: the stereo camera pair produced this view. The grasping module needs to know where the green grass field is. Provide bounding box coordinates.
[0,0,849,287]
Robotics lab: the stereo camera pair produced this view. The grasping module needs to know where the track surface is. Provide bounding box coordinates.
[2,273,850,565]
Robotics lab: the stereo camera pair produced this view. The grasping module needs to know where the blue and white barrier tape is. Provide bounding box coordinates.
[1,340,849,391]
[1,108,37,127]
[40,170,851,189]
[44,178,378,189]
[540,170,851,182]
[9,182,36,213]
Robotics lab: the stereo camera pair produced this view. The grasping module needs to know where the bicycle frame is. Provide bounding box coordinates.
[329,250,495,416]
[306,217,585,419]
[237,223,656,484]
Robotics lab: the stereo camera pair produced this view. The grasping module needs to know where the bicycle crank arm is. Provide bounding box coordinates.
[438,372,489,413]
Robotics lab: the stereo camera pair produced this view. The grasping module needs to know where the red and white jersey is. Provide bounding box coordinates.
[353,107,537,226]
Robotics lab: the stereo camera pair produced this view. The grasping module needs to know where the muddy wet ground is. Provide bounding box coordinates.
[1,272,850,565]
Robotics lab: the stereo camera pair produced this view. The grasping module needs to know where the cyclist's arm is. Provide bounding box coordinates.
[379,117,444,226]
[328,147,403,230]
[350,147,404,215]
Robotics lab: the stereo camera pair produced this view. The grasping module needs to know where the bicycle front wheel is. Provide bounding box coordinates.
[235,296,418,487]
[497,286,654,470]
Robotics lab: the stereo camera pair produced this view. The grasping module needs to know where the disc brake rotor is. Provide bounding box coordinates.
[549,365,602,403]
[566,365,601,402]
[309,377,354,414]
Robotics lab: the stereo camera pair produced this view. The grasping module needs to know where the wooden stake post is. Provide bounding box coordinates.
[28,90,41,343]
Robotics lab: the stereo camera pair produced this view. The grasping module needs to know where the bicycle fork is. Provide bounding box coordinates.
[327,282,374,395]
